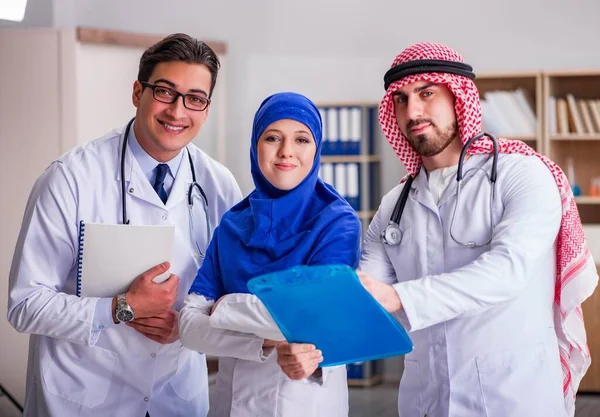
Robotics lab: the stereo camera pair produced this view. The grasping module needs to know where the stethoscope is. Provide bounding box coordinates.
[380,132,498,249]
[120,117,211,258]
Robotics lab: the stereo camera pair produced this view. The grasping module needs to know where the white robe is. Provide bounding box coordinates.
[360,153,570,417]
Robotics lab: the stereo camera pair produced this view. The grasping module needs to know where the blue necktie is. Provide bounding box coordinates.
[153,164,169,204]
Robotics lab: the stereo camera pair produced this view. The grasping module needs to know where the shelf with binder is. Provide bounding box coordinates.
[346,361,383,387]
[474,71,543,152]
[317,102,384,387]
[318,105,378,156]
[317,103,381,217]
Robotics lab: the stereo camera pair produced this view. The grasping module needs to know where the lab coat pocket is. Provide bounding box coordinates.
[169,346,207,402]
[476,343,561,417]
[42,342,117,408]
[278,376,321,417]
[397,360,423,416]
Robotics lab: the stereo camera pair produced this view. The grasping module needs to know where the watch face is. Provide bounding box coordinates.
[117,309,134,323]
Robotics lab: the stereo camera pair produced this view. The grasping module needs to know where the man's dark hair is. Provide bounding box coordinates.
[138,33,220,97]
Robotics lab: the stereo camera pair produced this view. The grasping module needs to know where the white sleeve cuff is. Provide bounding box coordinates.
[210,293,285,341]
[393,282,419,331]
[89,297,118,345]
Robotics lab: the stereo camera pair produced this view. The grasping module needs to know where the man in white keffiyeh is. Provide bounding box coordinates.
[356,42,599,417]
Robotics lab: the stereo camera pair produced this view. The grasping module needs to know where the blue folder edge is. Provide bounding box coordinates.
[248,264,413,367]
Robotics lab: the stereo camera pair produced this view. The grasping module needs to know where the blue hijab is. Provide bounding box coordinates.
[189,92,361,301]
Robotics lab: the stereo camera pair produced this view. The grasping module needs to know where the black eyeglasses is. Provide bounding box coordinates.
[141,81,211,111]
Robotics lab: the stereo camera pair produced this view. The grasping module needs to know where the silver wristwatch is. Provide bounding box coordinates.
[115,293,135,323]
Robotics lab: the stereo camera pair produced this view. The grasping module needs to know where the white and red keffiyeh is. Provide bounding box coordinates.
[379,42,598,415]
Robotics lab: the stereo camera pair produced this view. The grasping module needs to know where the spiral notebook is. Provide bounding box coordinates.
[247,264,413,367]
[76,221,175,297]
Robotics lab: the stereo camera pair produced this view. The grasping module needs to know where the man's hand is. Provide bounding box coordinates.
[127,309,179,344]
[125,262,180,319]
[276,343,323,380]
[357,271,402,313]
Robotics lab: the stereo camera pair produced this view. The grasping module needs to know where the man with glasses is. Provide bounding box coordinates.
[8,33,242,417]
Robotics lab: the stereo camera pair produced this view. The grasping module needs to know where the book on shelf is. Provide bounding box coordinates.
[550,95,600,135]
[480,89,536,137]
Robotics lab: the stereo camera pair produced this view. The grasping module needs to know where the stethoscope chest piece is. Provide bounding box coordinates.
[380,221,403,246]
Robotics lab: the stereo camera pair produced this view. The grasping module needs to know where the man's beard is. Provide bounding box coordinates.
[405,119,459,157]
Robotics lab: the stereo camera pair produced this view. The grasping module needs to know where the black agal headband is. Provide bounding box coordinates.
[384,59,476,90]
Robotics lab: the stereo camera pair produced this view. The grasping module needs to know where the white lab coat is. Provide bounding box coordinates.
[360,153,574,417]
[179,293,349,417]
[7,125,242,417]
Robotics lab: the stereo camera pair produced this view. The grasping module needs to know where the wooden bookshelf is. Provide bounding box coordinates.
[543,70,600,149]
[576,196,600,205]
[550,134,600,141]
[579,265,600,393]
[542,71,600,392]
[543,71,600,224]
[474,71,543,152]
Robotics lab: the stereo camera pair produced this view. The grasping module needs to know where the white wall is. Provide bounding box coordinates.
[0,0,53,28]
[73,0,600,195]
[5,0,600,192]
[0,28,65,404]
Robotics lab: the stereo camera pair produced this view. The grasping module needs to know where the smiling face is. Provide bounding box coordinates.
[256,119,317,191]
[392,80,458,158]
[131,61,212,162]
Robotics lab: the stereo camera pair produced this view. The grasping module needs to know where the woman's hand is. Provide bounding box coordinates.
[210,296,225,315]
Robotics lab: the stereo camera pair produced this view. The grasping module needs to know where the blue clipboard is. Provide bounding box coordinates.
[247,264,413,367]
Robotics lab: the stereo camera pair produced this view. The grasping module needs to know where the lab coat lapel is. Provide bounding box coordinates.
[115,135,165,210]
[165,150,193,210]
[411,167,439,215]
[438,173,459,209]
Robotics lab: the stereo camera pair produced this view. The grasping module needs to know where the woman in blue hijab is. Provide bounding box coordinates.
[179,92,361,417]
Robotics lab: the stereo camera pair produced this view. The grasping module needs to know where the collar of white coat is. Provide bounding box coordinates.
[411,154,491,207]
[127,121,184,182]
[115,123,194,209]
